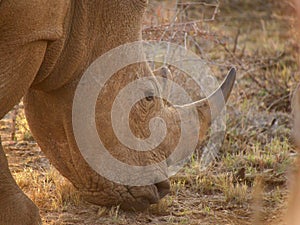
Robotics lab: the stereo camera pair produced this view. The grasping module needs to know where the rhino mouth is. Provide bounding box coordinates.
[77,180,170,211]
[154,180,170,199]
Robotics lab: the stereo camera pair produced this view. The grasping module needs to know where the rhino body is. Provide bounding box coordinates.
[0,1,235,224]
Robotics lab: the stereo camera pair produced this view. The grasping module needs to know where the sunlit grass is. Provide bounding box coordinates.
[13,166,81,211]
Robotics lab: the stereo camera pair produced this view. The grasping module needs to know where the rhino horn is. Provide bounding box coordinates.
[176,68,236,123]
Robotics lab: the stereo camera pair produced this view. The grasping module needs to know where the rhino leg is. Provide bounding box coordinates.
[0,18,49,223]
[0,138,41,225]
[0,36,48,223]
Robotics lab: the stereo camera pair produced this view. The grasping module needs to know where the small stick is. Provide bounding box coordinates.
[11,104,19,141]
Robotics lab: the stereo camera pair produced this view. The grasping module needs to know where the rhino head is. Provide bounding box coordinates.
[67,57,236,209]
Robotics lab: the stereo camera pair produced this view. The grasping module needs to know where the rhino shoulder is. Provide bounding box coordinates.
[0,0,70,45]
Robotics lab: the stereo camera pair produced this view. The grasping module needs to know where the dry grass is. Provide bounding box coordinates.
[0,0,299,224]
[14,166,81,211]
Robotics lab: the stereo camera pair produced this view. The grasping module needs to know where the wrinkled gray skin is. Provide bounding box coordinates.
[0,1,235,224]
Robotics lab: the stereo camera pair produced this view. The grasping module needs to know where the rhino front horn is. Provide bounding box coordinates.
[176,68,236,123]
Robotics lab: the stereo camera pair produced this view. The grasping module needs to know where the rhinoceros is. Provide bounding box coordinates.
[0,0,235,224]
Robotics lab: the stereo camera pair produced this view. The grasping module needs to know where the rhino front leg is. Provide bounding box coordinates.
[0,39,48,225]
[0,26,50,225]
[0,137,41,225]
[0,1,69,223]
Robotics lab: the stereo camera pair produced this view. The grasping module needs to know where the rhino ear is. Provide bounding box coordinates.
[131,0,148,10]
[153,66,173,101]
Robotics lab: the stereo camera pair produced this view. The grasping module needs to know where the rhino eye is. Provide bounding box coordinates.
[145,91,154,101]
[146,96,154,101]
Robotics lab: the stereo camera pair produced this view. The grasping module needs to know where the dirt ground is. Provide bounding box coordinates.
[0,1,299,224]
